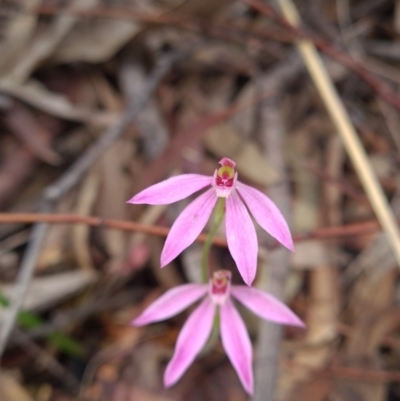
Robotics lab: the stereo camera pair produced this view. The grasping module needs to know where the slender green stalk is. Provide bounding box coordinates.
[199,312,220,356]
[201,198,225,282]
[197,198,225,356]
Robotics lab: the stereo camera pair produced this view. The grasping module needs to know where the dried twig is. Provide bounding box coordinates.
[0,210,388,245]
[0,49,190,359]
[0,212,227,247]
[243,0,400,112]
[274,0,400,266]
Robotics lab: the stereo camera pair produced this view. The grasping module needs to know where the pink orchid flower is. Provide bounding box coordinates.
[132,270,304,395]
[128,157,293,286]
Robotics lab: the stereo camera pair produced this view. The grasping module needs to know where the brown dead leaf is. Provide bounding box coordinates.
[0,372,34,401]
[51,18,140,64]
[4,102,61,165]
[0,0,41,77]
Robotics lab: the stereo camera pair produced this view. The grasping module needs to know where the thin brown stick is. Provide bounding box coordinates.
[272,0,400,266]
[0,212,226,247]
[0,212,385,244]
[321,365,400,382]
[283,358,400,382]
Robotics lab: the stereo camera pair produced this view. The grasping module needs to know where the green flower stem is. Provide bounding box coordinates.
[199,311,220,357]
[201,198,225,282]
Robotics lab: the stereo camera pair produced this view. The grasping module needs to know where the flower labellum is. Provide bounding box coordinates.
[128,157,293,285]
[132,270,304,395]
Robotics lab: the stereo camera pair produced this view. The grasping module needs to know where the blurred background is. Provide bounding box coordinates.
[1,0,400,400]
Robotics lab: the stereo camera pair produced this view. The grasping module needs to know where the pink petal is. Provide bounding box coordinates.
[236,182,294,251]
[220,297,253,395]
[132,284,208,326]
[127,174,212,205]
[161,188,217,267]
[231,286,305,327]
[164,297,216,387]
[225,190,258,286]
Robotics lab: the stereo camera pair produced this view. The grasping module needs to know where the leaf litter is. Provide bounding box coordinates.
[1,0,400,400]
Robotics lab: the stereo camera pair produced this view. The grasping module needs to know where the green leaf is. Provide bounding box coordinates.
[0,294,9,307]
[48,333,85,357]
[0,292,84,357]
[18,311,44,328]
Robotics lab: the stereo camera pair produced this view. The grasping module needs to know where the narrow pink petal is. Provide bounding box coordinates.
[127,174,212,205]
[161,188,217,267]
[225,191,258,286]
[220,297,253,395]
[132,284,208,326]
[231,286,305,327]
[164,297,216,387]
[236,181,294,251]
